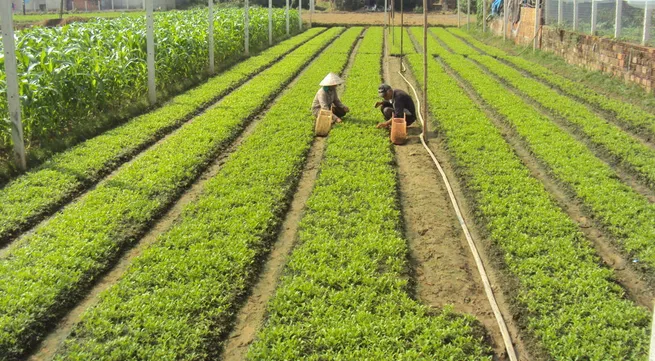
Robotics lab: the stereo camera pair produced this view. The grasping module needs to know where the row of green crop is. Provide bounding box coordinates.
[0,8,300,177]
[431,27,655,274]
[436,29,655,188]
[388,25,416,56]
[0,27,324,247]
[448,28,655,141]
[407,26,650,360]
[0,28,341,361]
[247,27,492,360]
[51,27,360,361]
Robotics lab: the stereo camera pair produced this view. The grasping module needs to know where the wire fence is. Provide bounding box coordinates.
[542,0,655,46]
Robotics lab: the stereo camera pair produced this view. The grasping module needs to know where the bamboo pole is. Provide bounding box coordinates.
[422,0,427,139]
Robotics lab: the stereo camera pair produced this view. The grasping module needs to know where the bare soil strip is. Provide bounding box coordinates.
[220,137,327,361]
[219,29,365,361]
[436,55,655,311]
[303,12,463,26]
[384,50,526,361]
[469,57,655,202]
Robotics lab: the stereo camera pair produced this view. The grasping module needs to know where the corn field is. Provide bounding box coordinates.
[0,8,299,161]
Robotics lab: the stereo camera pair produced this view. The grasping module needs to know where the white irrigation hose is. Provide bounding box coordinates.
[398,61,519,361]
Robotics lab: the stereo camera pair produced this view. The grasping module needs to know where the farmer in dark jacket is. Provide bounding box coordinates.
[374,84,417,129]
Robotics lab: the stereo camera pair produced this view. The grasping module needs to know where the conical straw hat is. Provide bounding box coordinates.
[319,72,344,86]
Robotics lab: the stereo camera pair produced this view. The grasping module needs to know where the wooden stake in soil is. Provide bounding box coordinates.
[0,0,26,170]
[422,0,427,139]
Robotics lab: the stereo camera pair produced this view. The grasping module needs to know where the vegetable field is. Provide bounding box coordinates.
[0,8,300,181]
[1,14,654,361]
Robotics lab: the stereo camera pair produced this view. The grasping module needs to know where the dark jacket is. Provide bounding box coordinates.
[381,89,417,125]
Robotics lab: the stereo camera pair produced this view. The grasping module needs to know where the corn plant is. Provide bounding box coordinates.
[0,8,300,170]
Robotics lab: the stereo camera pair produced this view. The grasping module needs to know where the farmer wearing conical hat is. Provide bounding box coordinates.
[312,73,349,124]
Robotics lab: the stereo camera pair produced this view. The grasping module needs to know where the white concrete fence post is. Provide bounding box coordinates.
[467,0,470,30]
[615,0,622,37]
[591,0,597,34]
[642,0,651,45]
[504,0,508,39]
[573,0,578,30]
[483,0,487,32]
[269,0,273,45]
[146,0,156,104]
[209,0,214,74]
[245,0,250,56]
[534,0,540,51]
[0,0,26,170]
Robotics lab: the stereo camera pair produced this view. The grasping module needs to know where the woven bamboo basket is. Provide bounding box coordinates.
[315,109,333,137]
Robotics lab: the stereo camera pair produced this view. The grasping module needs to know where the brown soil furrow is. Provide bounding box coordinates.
[436,54,655,311]
[219,28,365,361]
[219,136,327,361]
[383,39,527,361]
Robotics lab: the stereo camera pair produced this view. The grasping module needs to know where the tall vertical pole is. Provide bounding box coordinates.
[111,0,114,10]
[309,0,313,27]
[245,0,250,56]
[286,0,289,35]
[422,0,427,140]
[573,0,578,30]
[268,0,273,45]
[146,0,156,104]
[558,0,562,25]
[385,0,388,29]
[298,0,302,30]
[458,0,461,26]
[591,0,597,34]
[534,0,540,51]
[209,0,214,74]
[483,0,487,32]
[649,301,655,361]
[467,0,470,30]
[400,0,403,56]
[392,0,395,44]
[544,0,549,25]
[504,0,508,40]
[1,0,26,170]
[615,0,622,38]
[642,1,651,45]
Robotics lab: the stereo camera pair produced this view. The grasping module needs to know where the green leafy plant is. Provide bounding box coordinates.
[0,27,323,247]
[407,26,650,360]
[52,26,360,361]
[247,27,492,361]
[0,28,340,361]
[449,28,655,141]
[0,7,301,180]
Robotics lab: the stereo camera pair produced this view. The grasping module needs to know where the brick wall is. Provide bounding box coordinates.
[490,6,654,93]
